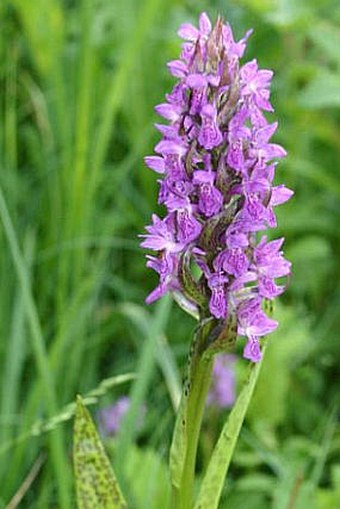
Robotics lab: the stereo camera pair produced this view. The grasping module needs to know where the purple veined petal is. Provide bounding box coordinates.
[221,23,236,49]
[181,42,195,63]
[254,89,274,112]
[201,103,218,117]
[145,254,162,273]
[246,313,278,336]
[208,274,228,319]
[253,69,274,88]
[198,103,223,150]
[154,103,181,122]
[140,214,182,252]
[226,228,249,249]
[244,194,267,221]
[243,337,262,362]
[154,123,179,139]
[252,162,276,183]
[255,236,284,257]
[139,236,172,251]
[184,115,200,139]
[198,183,224,217]
[176,208,202,244]
[206,74,220,87]
[214,248,249,278]
[167,178,193,199]
[236,296,261,326]
[261,258,291,279]
[228,106,251,138]
[145,282,168,304]
[164,154,186,176]
[227,139,245,171]
[208,272,229,288]
[237,297,278,336]
[178,23,199,41]
[270,185,294,206]
[249,105,269,128]
[237,297,278,337]
[222,23,251,59]
[146,251,176,277]
[254,237,291,278]
[258,276,285,299]
[193,170,215,184]
[144,156,165,174]
[145,250,180,304]
[237,28,253,53]
[186,88,206,114]
[229,270,257,292]
[241,60,274,113]
[210,289,227,319]
[155,139,187,156]
[202,152,213,172]
[165,194,190,212]
[255,122,278,144]
[240,59,258,82]
[167,59,188,78]
[166,82,187,105]
[261,143,287,160]
[266,207,277,228]
[186,73,208,88]
[243,177,270,196]
[199,12,212,35]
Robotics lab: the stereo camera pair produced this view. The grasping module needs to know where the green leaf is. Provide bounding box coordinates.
[310,22,340,66]
[73,396,127,509]
[247,305,309,427]
[123,445,170,509]
[194,341,268,509]
[299,71,340,108]
[317,488,340,509]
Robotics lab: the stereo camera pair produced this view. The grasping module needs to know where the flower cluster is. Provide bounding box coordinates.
[141,13,292,362]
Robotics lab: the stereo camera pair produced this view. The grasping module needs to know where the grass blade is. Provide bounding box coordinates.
[119,302,181,411]
[115,296,172,465]
[0,185,71,508]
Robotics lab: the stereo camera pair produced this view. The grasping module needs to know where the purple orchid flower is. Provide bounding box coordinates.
[141,13,292,362]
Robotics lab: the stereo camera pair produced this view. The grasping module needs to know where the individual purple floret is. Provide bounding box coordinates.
[98,397,146,436]
[99,397,130,436]
[141,13,293,362]
[207,355,236,408]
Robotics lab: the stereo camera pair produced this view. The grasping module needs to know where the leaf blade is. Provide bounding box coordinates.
[73,396,128,509]
[194,341,268,509]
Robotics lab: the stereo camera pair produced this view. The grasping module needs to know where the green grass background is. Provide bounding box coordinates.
[0,0,339,507]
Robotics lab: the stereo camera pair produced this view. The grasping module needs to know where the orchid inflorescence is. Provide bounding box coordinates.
[140,13,293,362]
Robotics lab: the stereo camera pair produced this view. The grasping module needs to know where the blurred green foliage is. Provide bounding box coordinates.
[0,0,339,507]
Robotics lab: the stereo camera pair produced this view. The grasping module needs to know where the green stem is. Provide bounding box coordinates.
[194,340,269,509]
[169,319,216,509]
[178,356,213,509]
